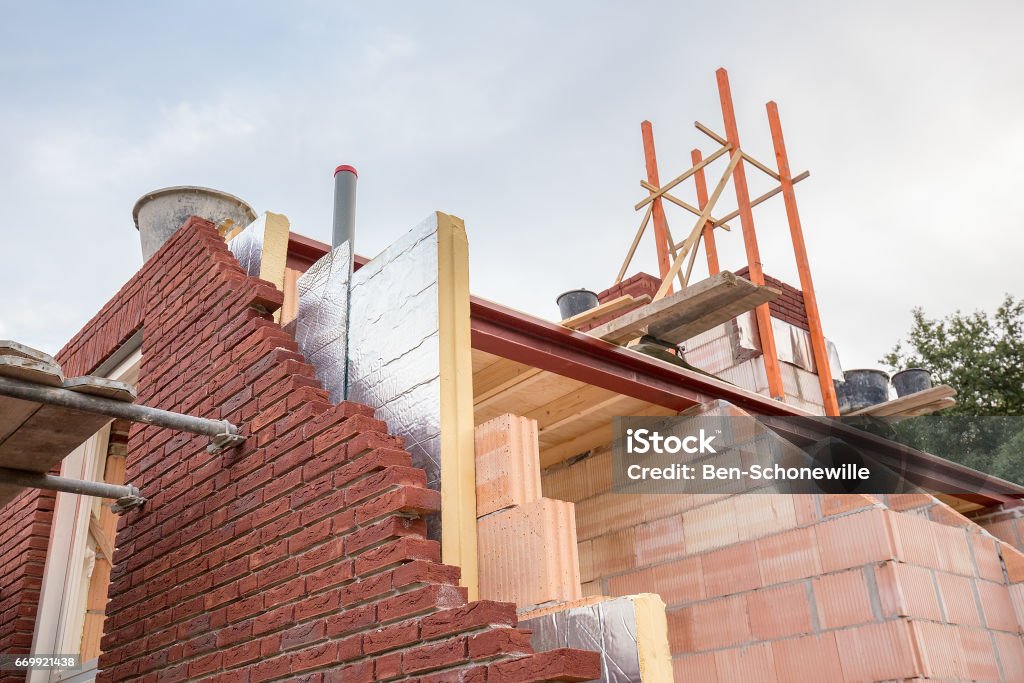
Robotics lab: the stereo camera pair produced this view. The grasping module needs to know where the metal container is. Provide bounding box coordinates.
[556,289,599,320]
[836,369,890,413]
[133,186,256,260]
[892,368,932,397]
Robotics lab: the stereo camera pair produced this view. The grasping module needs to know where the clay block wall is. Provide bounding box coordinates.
[971,505,1024,554]
[43,218,600,683]
[541,400,1024,681]
[475,415,582,609]
[0,488,55,683]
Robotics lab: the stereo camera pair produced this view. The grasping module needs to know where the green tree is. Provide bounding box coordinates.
[881,295,1024,483]
[882,295,1024,416]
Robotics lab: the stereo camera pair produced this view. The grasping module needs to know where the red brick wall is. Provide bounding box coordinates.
[734,266,809,332]
[44,218,599,682]
[0,488,55,683]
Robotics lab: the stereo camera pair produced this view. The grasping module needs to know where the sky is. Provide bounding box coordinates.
[1,1,1022,370]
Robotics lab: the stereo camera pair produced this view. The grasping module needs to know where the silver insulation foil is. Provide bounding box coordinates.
[292,215,444,540]
[521,598,641,683]
[226,214,267,278]
[294,242,352,402]
[347,215,442,494]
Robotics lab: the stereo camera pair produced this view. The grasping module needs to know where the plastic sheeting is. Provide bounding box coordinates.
[521,598,641,683]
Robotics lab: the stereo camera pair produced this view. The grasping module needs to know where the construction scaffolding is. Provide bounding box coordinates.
[616,67,840,416]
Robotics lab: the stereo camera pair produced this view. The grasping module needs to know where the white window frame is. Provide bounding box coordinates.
[29,348,141,683]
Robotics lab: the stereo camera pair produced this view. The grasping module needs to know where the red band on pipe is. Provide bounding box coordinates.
[334,165,358,178]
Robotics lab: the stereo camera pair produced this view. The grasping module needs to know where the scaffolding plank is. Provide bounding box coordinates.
[0,340,56,365]
[847,385,957,417]
[587,271,779,345]
[0,403,111,472]
[0,356,64,386]
[64,376,137,402]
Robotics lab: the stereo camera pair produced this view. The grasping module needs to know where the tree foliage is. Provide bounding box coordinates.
[882,295,1024,416]
[881,295,1024,483]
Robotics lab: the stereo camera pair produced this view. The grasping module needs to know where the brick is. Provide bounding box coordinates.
[771,633,844,683]
[403,636,468,674]
[478,498,581,606]
[813,568,874,629]
[747,582,812,640]
[834,619,918,681]
[474,414,542,516]
[702,542,761,597]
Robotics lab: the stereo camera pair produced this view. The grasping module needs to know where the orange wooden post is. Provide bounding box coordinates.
[691,149,720,275]
[641,121,674,286]
[716,68,785,401]
[766,101,840,416]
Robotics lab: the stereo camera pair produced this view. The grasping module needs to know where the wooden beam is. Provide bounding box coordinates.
[589,271,778,345]
[641,121,674,285]
[525,385,629,434]
[474,358,539,400]
[712,171,809,226]
[561,295,650,330]
[847,385,956,418]
[694,120,781,181]
[766,101,837,416]
[654,151,741,301]
[616,204,654,284]
[639,180,732,231]
[692,149,720,275]
[634,144,730,210]
[716,68,785,401]
[88,515,114,564]
[474,362,546,412]
[436,212,479,600]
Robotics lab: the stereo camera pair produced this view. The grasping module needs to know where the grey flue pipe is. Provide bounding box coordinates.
[332,165,358,250]
[0,375,239,439]
[0,467,140,500]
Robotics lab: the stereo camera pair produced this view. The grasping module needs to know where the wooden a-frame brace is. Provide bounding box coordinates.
[614,68,840,415]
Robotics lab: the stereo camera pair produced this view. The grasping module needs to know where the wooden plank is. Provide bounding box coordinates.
[63,376,137,402]
[0,340,56,365]
[712,171,810,226]
[436,212,479,600]
[694,120,781,181]
[847,385,957,417]
[640,180,732,231]
[634,144,730,210]
[641,121,674,281]
[560,295,650,330]
[0,357,64,386]
[538,402,675,468]
[616,203,654,284]
[474,362,545,408]
[654,151,741,301]
[588,271,779,345]
[0,404,110,472]
[525,384,625,433]
[88,515,115,564]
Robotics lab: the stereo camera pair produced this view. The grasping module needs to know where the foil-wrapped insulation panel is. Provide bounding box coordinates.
[294,242,352,402]
[226,213,267,278]
[521,597,642,682]
[347,216,443,495]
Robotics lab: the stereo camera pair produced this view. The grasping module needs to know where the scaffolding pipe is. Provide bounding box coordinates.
[0,467,140,500]
[0,375,239,440]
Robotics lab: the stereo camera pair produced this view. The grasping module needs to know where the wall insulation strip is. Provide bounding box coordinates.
[520,594,673,682]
